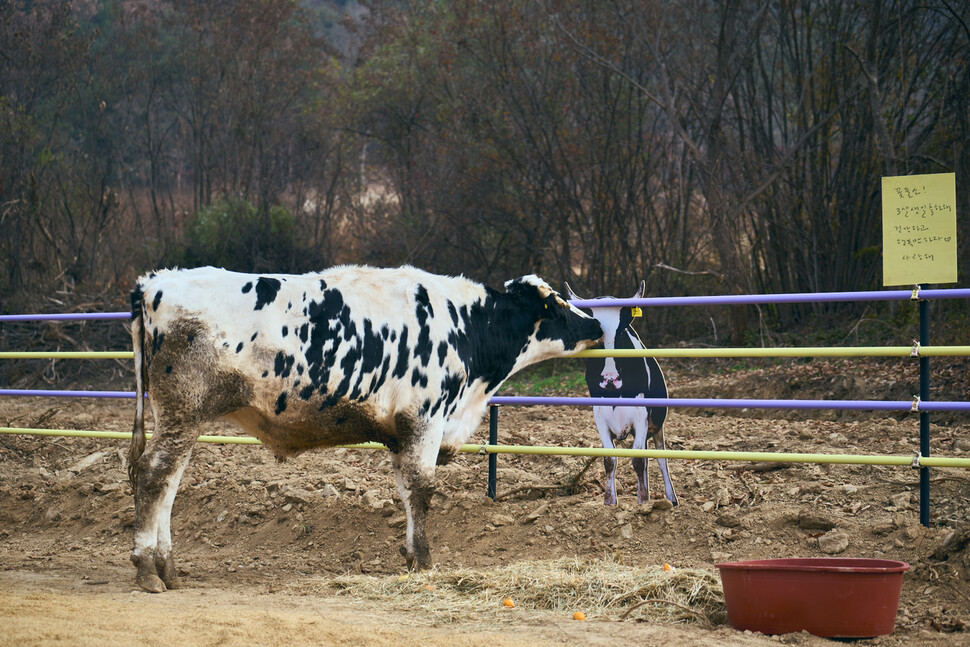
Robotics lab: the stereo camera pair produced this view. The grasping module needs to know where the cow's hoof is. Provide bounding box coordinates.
[136,571,167,593]
[161,574,183,590]
[400,545,431,571]
[156,554,182,589]
[400,545,415,571]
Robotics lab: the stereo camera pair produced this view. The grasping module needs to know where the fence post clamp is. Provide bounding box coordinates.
[911,285,921,300]
[478,443,489,455]
[911,451,922,468]
[911,396,921,412]
[911,340,921,357]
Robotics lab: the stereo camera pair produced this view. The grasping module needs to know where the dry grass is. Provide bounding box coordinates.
[311,557,726,626]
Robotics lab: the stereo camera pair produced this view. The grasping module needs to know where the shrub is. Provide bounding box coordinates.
[175,196,298,272]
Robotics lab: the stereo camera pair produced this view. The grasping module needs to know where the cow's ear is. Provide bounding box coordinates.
[564,282,584,301]
[504,278,528,298]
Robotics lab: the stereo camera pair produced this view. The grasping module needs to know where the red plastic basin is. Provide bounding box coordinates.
[716,558,910,638]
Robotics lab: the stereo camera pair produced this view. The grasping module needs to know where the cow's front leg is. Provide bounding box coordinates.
[391,429,439,570]
[594,408,619,505]
[131,425,195,592]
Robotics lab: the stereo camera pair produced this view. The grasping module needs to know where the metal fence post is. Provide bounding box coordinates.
[919,286,930,527]
[488,405,498,501]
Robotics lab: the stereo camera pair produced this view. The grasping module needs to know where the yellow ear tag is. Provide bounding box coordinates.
[631,307,642,318]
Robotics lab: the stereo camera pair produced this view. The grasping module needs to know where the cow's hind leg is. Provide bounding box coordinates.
[131,423,197,592]
[649,416,678,505]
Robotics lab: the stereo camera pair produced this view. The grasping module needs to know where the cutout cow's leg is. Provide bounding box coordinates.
[648,412,678,505]
[631,408,651,505]
[593,407,620,505]
[130,417,198,592]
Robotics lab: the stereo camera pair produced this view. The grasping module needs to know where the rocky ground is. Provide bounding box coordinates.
[1,358,970,645]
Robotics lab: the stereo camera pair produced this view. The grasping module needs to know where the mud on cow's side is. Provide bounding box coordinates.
[126,264,602,592]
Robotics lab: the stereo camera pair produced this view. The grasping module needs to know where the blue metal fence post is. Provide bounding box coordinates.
[488,405,498,500]
[919,286,930,527]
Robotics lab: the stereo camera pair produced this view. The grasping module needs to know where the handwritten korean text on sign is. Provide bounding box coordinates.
[882,172,957,286]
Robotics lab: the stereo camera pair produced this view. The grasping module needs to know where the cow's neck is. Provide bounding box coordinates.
[454,288,541,392]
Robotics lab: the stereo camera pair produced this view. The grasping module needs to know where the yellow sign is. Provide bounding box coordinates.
[882,172,957,286]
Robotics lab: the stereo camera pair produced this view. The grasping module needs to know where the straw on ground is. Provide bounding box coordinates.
[313,557,726,627]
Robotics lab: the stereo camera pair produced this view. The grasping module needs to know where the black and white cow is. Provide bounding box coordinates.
[127,265,602,592]
[566,282,678,507]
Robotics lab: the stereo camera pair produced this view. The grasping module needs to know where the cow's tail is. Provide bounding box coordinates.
[128,283,147,486]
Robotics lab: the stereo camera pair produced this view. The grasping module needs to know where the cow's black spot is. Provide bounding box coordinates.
[391,327,409,379]
[242,281,253,294]
[262,370,269,378]
[236,342,244,353]
[419,399,431,416]
[414,325,432,367]
[152,290,163,311]
[281,325,288,337]
[274,351,295,378]
[296,364,304,375]
[304,289,347,389]
[413,285,434,366]
[447,300,459,326]
[254,277,282,310]
[274,392,287,415]
[442,372,462,405]
[151,330,165,354]
[339,305,357,342]
[319,279,327,291]
[360,319,384,374]
[299,384,314,400]
[321,342,359,408]
[186,333,194,345]
[437,341,448,366]
[410,367,428,388]
[375,355,392,391]
[308,288,344,322]
[429,372,461,418]
[165,365,172,374]
[415,284,434,316]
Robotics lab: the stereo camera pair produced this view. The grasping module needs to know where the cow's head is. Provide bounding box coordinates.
[565,281,645,390]
[502,275,603,371]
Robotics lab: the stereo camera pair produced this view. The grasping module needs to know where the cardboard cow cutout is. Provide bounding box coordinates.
[566,282,678,506]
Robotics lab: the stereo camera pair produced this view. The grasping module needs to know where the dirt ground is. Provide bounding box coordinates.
[2,359,970,646]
